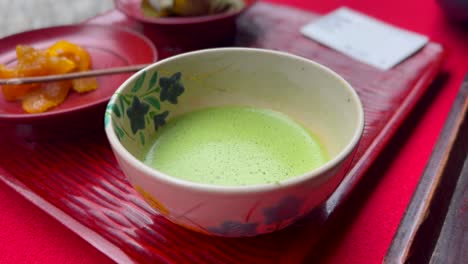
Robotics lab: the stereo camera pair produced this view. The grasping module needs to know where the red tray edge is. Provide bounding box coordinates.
[328,44,446,212]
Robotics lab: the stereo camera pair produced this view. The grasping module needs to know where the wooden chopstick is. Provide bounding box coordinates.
[0,64,150,85]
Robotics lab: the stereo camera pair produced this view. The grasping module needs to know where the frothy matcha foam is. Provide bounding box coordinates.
[144,106,328,186]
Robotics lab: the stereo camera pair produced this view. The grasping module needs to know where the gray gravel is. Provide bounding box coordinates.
[0,0,114,38]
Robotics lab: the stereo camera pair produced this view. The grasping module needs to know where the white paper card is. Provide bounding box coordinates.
[300,7,429,70]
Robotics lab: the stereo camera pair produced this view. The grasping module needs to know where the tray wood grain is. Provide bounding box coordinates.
[385,74,467,264]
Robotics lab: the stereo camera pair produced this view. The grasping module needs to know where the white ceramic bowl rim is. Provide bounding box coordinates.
[105,48,365,194]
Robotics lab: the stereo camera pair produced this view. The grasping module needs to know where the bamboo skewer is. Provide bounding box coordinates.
[0,64,150,85]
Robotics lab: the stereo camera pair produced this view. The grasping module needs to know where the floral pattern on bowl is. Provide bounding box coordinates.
[208,220,259,237]
[207,195,305,236]
[104,71,184,147]
[135,181,306,237]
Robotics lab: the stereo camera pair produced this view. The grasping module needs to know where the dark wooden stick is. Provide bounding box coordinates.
[0,64,150,85]
[384,73,468,263]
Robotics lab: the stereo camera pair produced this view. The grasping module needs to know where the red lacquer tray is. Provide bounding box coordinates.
[0,2,445,263]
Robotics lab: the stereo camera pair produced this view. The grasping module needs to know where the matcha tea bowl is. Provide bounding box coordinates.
[104,48,364,237]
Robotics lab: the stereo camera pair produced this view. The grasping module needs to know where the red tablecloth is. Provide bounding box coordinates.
[1,0,467,263]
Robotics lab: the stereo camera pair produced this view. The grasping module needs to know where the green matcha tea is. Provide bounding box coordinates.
[144,106,328,186]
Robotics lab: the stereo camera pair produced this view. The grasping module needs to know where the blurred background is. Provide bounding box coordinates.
[0,0,114,38]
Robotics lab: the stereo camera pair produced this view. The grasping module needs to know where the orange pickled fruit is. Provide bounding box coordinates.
[21,81,71,113]
[15,45,76,77]
[0,64,16,79]
[1,45,75,101]
[47,40,92,71]
[44,55,76,74]
[0,64,16,78]
[1,83,40,101]
[1,41,97,112]
[0,64,40,101]
[15,45,35,63]
[72,77,98,93]
[15,45,50,77]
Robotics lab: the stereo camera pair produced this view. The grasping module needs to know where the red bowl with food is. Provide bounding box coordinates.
[115,0,256,25]
[0,25,157,140]
[115,0,257,49]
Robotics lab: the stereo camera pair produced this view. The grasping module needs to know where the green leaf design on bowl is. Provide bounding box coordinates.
[105,70,185,146]
[112,102,122,118]
[148,72,159,90]
[131,71,147,93]
[143,96,161,110]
